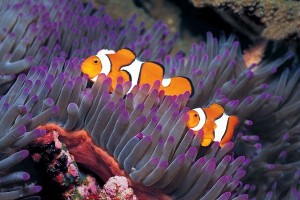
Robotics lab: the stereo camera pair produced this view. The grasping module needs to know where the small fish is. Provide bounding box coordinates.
[187,103,239,147]
[81,48,194,96]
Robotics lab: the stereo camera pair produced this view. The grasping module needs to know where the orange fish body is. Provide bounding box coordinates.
[187,103,239,147]
[81,48,193,96]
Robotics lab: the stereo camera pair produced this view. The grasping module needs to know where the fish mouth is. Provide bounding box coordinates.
[29,123,171,200]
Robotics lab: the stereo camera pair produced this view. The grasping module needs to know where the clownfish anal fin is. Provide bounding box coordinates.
[204,103,224,121]
[116,48,136,61]
[220,115,239,147]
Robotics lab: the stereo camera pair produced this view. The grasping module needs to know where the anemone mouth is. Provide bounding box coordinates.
[30,123,170,200]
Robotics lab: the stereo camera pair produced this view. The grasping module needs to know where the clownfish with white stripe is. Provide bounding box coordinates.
[187,103,239,147]
[81,48,194,96]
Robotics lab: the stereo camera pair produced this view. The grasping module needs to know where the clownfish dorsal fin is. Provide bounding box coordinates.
[139,61,164,86]
[203,103,224,121]
[106,48,137,73]
[116,48,136,61]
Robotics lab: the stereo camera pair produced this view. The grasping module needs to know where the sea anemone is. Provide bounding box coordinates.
[0,57,248,199]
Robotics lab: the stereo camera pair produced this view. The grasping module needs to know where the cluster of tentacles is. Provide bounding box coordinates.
[1,0,300,200]
[0,0,175,94]
[1,56,249,199]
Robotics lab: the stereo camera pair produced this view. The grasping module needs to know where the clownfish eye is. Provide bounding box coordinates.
[93,59,99,64]
[194,114,198,117]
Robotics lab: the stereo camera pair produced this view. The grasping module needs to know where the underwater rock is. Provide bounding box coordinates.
[192,0,300,40]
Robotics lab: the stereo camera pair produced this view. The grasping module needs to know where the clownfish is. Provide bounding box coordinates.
[187,103,239,147]
[81,48,194,96]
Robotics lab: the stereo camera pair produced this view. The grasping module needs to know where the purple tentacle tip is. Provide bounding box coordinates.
[255,143,262,149]
[237,156,246,163]
[45,98,54,105]
[244,120,253,126]
[224,155,232,163]
[225,142,234,149]
[167,136,175,144]
[229,59,236,66]
[196,157,206,166]
[158,138,165,146]
[187,129,194,137]
[19,105,27,114]
[18,125,27,135]
[212,141,220,148]
[244,158,251,166]
[151,157,160,165]
[176,154,186,164]
[106,101,115,110]
[20,150,29,158]
[151,116,159,125]
[271,67,277,73]
[159,160,168,169]
[221,192,231,198]
[52,105,59,113]
[136,103,144,110]
[283,133,289,140]
[155,124,162,132]
[206,162,216,173]
[135,132,143,139]
[139,115,147,124]
[144,135,152,143]
[267,164,275,170]
[220,175,231,184]
[22,172,30,181]
[246,70,254,78]
[187,146,198,158]
[120,112,129,122]
[33,185,42,193]
[233,41,239,47]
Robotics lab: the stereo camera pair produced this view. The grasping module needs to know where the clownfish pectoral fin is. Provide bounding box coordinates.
[220,115,239,147]
[107,48,136,72]
[203,120,216,134]
[139,61,164,86]
[203,103,224,121]
[201,120,215,147]
[159,76,194,96]
[108,71,131,93]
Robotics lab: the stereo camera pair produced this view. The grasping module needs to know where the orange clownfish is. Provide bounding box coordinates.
[187,103,239,147]
[81,48,194,96]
